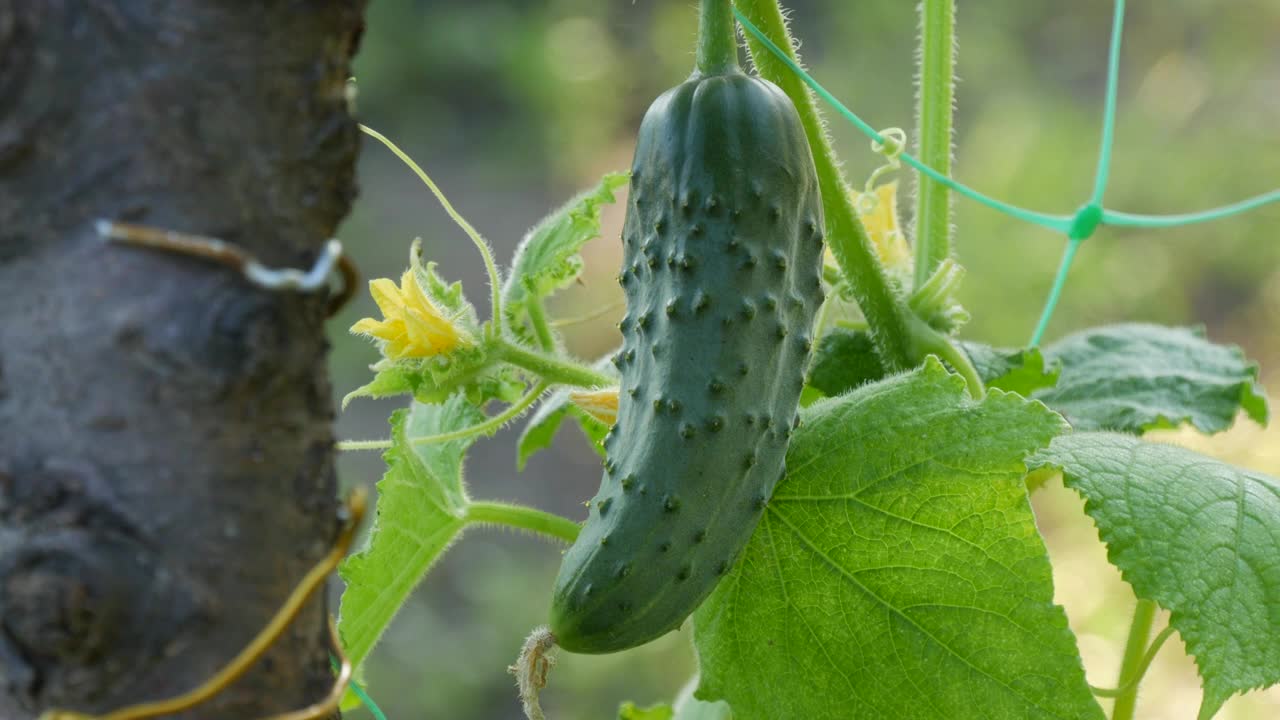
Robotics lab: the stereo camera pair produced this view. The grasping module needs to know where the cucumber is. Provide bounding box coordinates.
[548,1,824,654]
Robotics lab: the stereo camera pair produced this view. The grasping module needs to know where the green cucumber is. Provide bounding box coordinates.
[548,0,824,654]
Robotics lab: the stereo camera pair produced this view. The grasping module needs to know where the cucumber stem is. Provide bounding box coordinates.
[465,501,581,544]
[912,321,984,398]
[496,340,614,389]
[697,0,740,75]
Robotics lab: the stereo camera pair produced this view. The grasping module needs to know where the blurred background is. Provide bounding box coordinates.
[330,1,1280,718]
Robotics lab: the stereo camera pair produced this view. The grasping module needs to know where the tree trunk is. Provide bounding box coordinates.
[0,2,365,717]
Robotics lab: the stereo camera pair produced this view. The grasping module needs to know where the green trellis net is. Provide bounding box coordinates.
[734,0,1280,347]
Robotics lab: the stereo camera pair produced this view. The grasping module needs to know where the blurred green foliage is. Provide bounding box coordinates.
[331,2,1280,718]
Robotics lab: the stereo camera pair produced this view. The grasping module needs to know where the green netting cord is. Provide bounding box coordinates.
[331,654,389,720]
[733,0,1280,347]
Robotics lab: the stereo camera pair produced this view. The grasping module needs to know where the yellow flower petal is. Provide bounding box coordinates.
[570,388,619,427]
[350,317,391,336]
[383,335,414,360]
[400,269,430,308]
[368,278,406,320]
[404,306,462,356]
[353,265,471,361]
[852,182,913,272]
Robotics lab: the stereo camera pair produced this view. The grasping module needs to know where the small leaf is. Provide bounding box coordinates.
[416,259,473,320]
[694,359,1101,720]
[961,342,1061,396]
[337,395,484,669]
[343,348,522,409]
[619,702,675,720]
[1029,432,1280,719]
[342,364,419,409]
[1033,323,1268,434]
[517,388,610,469]
[517,355,617,469]
[503,172,629,328]
[618,697,731,720]
[803,329,886,397]
[805,332,1059,400]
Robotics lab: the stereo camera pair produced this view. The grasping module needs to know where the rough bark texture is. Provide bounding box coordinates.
[0,2,365,717]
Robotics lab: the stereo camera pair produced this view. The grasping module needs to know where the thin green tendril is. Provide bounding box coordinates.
[861,127,906,203]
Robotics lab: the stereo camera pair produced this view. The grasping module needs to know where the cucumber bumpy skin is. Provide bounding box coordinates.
[549,60,825,654]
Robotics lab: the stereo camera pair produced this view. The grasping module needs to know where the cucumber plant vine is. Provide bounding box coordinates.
[334,2,1280,719]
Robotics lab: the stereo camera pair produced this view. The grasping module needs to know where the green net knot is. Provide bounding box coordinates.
[1068,202,1103,240]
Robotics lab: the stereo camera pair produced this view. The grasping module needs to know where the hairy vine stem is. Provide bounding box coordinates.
[1111,599,1158,720]
[913,0,956,290]
[525,298,558,352]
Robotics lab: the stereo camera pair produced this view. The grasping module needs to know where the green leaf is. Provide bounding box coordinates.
[503,171,629,328]
[1033,323,1268,434]
[516,387,610,469]
[1029,432,1280,719]
[673,677,733,720]
[619,702,674,720]
[342,350,523,409]
[694,359,1101,720]
[961,342,1061,396]
[619,694,731,720]
[516,354,617,469]
[804,328,886,397]
[337,395,484,668]
[805,332,1059,400]
[675,699,732,720]
[415,259,473,320]
[342,364,419,409]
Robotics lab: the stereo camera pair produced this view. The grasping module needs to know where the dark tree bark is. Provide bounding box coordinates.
[0,2,365,717]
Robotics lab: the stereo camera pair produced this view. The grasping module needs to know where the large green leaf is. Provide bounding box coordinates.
[1029,432,1280,719]
[1033,324,1268,434]
[694,359,1101,720]
[337,395,483,668]
[502,172,628,328]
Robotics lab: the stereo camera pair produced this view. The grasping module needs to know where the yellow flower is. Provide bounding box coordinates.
[350,270,468,360]
[570,387,619,427]
[825,181,914,274]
